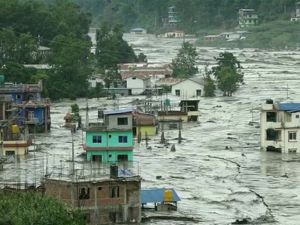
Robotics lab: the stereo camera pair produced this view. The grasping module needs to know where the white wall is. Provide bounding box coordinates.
[126,77,149,95]
[260,104,300,153]
[171,80,203,99]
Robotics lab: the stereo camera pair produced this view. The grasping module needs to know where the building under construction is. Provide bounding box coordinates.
[44,163,142,225]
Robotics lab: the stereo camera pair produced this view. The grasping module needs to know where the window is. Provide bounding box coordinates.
[288,148,297,153]
[79,187,90,199]
[296,115,299,118]
[119,136,128,143]
[28,111,35,121]
[266,112,277,122]
[175,89,180,96]
[92,155,102,162]
[289,132,297,141]
[196,89,202,96]
[92,135,102,143]
[110,186,120,198]
[118,154,128,161]
[266,129,280,141]
[117,117,128,125]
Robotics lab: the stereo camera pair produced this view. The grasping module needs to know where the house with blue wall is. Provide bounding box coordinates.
[0,80,50,132]
[84,109,134,163]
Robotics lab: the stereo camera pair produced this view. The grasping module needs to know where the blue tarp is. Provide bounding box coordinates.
[104,108,134,115]
[278,103,300,112]
[141,188,181,204]
[118,168,134,177]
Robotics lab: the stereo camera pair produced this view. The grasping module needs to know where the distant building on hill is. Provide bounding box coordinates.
[168,6,180,27]
[238,9,258,28]
[291,2,300,22]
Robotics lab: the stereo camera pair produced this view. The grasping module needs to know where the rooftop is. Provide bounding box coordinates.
[141,188,181,204]
[278,103,300,112]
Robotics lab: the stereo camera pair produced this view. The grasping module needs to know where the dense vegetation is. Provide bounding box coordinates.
[44,0,299,32]
[210,52,244,96]
[0,192,86,225]
[0,0,138,99]
[171,42,198,78]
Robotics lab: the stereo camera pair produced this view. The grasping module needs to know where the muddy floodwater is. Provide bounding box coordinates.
[1,34,300,225]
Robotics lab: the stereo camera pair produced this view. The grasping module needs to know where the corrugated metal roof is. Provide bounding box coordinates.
[141,188,181,204]
[104,108,134,115]
[278,103,300,112]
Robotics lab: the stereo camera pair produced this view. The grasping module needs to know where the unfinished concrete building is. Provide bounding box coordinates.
[45,165,141,225]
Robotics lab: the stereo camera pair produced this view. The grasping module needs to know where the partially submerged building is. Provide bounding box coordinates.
[261,99,300,153]
[133,112,158,138]
[239,9,258,28]
[45,164,142,225]
[141,188,181,211]
[84,109,134,162]
[171,78,204,99]
[0,95,31,156]
[0,80,50,133]
[179,100,200,122]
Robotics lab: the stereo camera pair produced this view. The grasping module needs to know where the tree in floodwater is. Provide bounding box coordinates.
[212,52,243,96]
[96,23,137,87]
[0,192,86,225]
[171,42,198,78]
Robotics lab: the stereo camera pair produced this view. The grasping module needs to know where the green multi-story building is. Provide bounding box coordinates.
[84,109,134,163]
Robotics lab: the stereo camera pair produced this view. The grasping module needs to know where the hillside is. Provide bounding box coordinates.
[53,0,299,33]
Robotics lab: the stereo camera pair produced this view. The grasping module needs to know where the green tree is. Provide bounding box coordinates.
[203,74,216,97]
[212,52,243,96]
[96,23,137,88]
[171,42,198,78]
[47,35,92,99]
[0,192,86,225]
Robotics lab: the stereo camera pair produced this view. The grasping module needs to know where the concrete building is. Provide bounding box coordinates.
[179,100,200,122]
[168,6,180,26]
[84,109,134,162]
[133,112,158,138]
[0,80,51,133]
[239,9,258,28]
[171,78,204,99]
[125,75,151,95]
[261,100,300,153]
[45,164,142,225]
[119,63,172,94]
[291,2,300,22]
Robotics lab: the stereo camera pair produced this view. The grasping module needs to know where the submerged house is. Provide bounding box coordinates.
[119,63,171,95]
[84,109,134,162]
[0,80,50,133]
[45,164,142,225]
[0,95,31,156]
[261,99,300,153]
[141,188,181,211]
[133,112,158,138]
[171,78,204,99]
[179,100,200,122]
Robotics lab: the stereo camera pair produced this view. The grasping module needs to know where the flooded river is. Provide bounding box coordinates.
[2,34,300,225]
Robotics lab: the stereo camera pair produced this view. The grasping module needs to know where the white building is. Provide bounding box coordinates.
[291,2,300,22]
[171,78,204,99]
[125,75,151,95]
[119,63,172,88]
[261,100,300,153]
[88,74,105,88]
